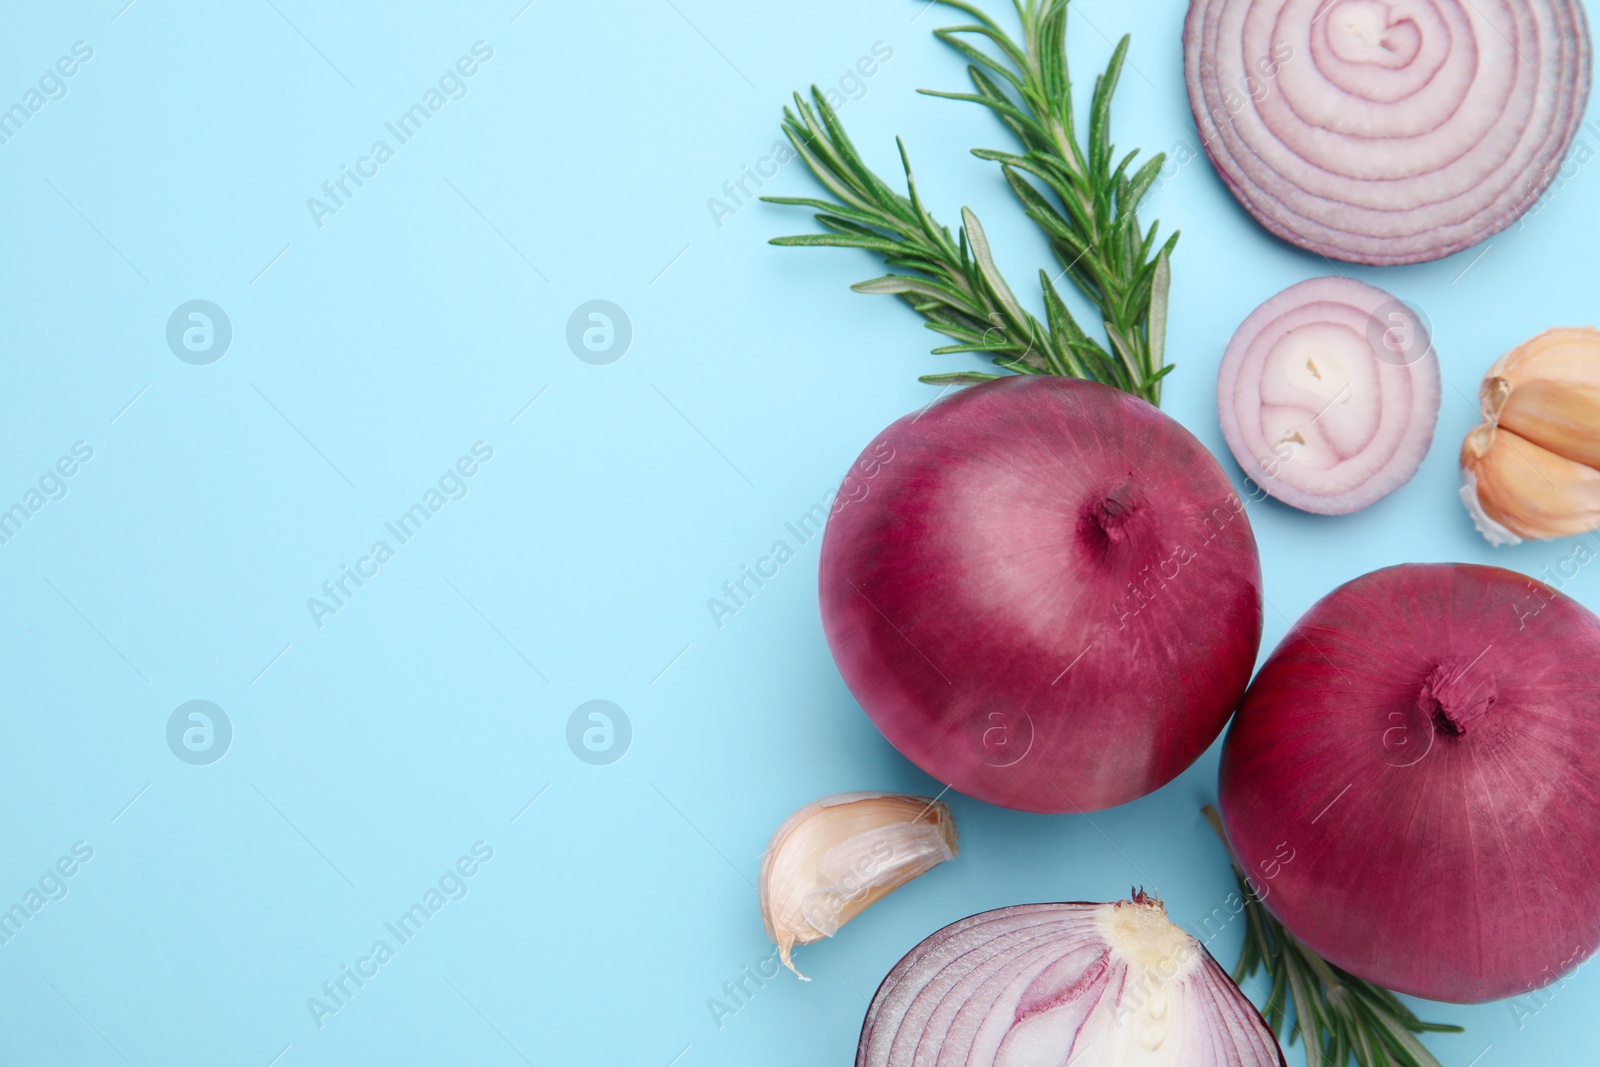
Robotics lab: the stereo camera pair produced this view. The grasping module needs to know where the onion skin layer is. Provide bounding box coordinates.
[1183,0,1593,266]
[821,376,1263,814]
[1220,563,1600,1002]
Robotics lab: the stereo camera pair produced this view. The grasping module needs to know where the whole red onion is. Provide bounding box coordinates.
[1220,563,1600,1002]
[1183,0,1593,265]
[821,376,1263,813]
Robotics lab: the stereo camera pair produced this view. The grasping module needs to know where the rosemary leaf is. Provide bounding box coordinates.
[924,0,1177,403]
[764,0,1173,405]
[1201,805,1463,1067]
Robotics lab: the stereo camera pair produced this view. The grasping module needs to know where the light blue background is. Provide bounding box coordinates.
[0,1,1593,1064]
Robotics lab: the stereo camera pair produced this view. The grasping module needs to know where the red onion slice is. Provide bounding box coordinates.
[1183,0,1593,265]
[1220,563,1600,1002]
[857,897,1285,1066]
[1217,276,1440,514]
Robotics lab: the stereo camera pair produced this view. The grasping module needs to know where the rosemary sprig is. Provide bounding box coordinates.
[923,0,1176,404]
[766,98,1080,388]
[1202,805,1464,1067]
[764,0,1172,404]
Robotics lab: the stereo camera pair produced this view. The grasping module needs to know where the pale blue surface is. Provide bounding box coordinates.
[0,1,1594,1064]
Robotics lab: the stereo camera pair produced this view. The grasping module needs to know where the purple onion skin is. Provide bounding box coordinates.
[1221,563,1600,1003]
[821,377,1264,814]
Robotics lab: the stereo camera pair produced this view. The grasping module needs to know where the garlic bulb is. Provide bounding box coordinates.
[758,792,958,978]
[1461,327,1600,545]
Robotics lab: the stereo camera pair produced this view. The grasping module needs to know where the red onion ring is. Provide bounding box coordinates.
[1217,276,1440,514]
[1220,563,1600,1002]
[856,898,1285,1065]
[1184,0,1593,265]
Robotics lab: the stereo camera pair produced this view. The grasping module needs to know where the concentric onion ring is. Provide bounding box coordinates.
[856,899,1284,1066]
[1184,0,1593,265]
[1217,276,1441,514]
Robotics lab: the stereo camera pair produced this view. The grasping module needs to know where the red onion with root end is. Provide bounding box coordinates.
[1184,0,1593,265]
[1220,562,1600,1002]
[1217,277,1440,515]
[820,376,1263,814]
[856,897,1285,1066]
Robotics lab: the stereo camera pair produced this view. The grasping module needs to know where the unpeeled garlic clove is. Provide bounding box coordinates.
[1498,379,1600,472]
[1462,327,1600,544]
[758,792,957,979]
[1461,424,1600,544]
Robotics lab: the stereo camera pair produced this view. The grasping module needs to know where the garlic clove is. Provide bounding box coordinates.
[1459,466,1522,548]
[1498,378,1600,471]
[1462,328,1600,544]
[1462,424,1600,542]
[758,792,957,979]
[1483,328,1600,408]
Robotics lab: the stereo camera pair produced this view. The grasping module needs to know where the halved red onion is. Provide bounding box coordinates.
[1217,277,1440,514]
[1220,563,1600,1002]
[1183,0,1593,265]
[820,376,1263,814]
[857,897,1284,1065]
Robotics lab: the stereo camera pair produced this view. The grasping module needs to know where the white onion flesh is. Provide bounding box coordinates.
[856,899,1284,1066]
[1184,0,1593,265]
[1217,276,1440,514]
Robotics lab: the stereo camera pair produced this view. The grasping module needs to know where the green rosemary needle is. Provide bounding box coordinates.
[1203,805,1464,1067]
[765,0,1173,405]
[924,0,1176,404]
